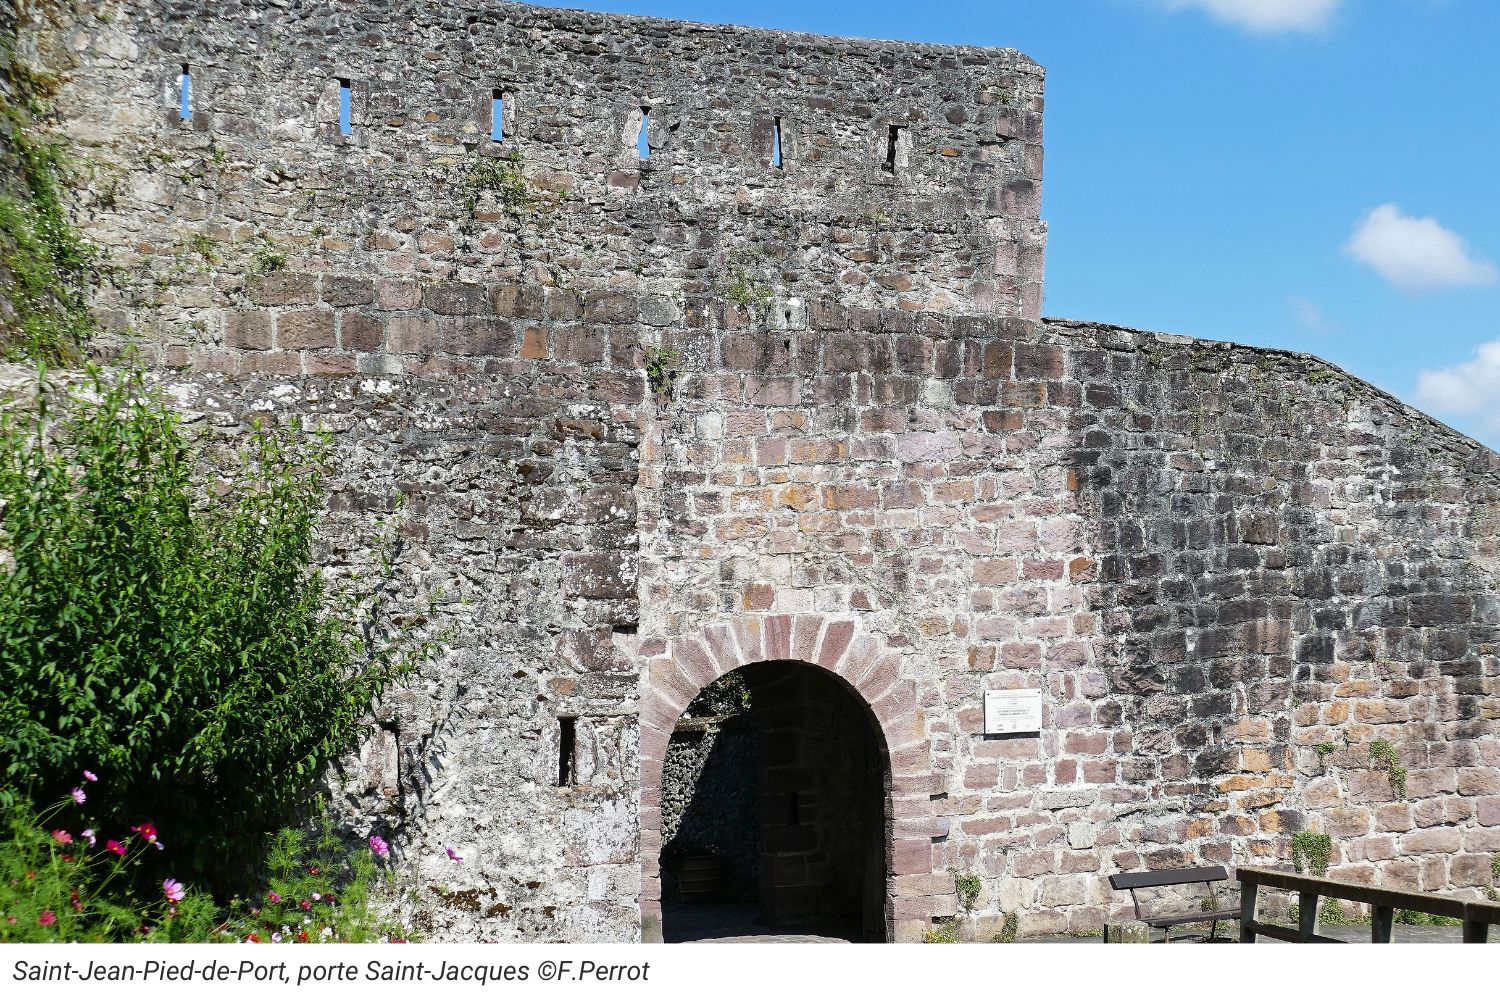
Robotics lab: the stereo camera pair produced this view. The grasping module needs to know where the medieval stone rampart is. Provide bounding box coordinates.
[4,0,1497,942]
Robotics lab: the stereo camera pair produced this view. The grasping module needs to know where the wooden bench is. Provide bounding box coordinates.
[1107,866,1238,942]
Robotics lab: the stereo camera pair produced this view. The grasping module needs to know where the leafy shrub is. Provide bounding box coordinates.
[0,363,440,889]
[683,671,751,719]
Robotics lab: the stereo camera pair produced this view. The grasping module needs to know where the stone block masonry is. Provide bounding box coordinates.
[7,0,1499,942]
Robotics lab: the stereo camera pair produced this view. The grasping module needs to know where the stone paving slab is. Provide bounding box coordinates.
[1030,921,1493,944]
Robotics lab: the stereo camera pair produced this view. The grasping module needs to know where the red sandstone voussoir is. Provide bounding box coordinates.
[791,614,824,664]
[816,619,856,669]
[837,635,880,685]
[699,623,740,675]
[733,618,765,664]
[670,638,718,691]
[764,614,794,660]
[873,679,917,727]
[854,651,903,703]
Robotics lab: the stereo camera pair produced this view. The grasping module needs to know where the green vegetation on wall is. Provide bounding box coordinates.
[0,47,97,363]
[1368,739,1407,799]
[1291,831,1333,877]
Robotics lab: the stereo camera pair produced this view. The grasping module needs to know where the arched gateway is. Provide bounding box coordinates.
[638,615,934,943]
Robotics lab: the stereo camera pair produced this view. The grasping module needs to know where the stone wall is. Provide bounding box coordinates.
[660,715,759,902]
[6,0,1499,944]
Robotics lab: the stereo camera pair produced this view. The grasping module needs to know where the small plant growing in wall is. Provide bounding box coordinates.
[642,345,680,403]
[717,247,773,318]
[922,917,960,944]
[1313,742,1336,760]
[949,868,982,912]
[1290,831,1333,877]
[1368,739,1406,799]
[247,236,287,276]
[463,149,532,217]
[991,911,1019,943]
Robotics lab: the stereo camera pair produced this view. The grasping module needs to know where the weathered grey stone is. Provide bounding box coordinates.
[2,0,1496,947]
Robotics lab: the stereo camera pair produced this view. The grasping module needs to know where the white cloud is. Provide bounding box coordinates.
[1413,339,1500,428]
[1288,295,1332,334]
[1157,0,1341,33]
[1343,203,1498,293]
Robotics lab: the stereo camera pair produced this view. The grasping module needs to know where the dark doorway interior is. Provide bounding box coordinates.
[660,660,887,942]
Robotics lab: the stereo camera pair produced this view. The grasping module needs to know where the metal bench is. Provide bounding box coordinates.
[1107,865,1238,942]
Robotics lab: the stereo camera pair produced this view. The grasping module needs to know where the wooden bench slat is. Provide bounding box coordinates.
[1143,908,1239,929]
[1109,865,1229,890]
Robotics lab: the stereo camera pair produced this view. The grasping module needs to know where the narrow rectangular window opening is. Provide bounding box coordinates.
[771,116,783,169]
[883,125,900,173]
[558,716,577,787]
[178,64,191,121]
[338,78,352,135]
[491,90,505,142]
[637,107,651,160]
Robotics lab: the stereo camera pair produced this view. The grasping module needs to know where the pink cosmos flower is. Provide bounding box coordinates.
[446,847,464,863]
[39,911,56,926]
[70,788,85,804]
[82,770,98,782]
[50,830,73,846]
[369,835,389,857]
[163,879,185,903]
[131,822,158,844]
[105,840,125,856]
[81,829,96,847]
[267,891,281,904]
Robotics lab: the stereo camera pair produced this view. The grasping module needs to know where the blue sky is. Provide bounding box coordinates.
[537,0,1500,449]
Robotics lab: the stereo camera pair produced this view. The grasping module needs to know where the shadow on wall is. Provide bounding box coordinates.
[661,714,761,904]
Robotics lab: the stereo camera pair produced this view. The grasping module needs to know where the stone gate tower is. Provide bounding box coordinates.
[9,0,1500,942]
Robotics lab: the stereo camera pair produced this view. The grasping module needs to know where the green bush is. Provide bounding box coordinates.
[0,363,439,889]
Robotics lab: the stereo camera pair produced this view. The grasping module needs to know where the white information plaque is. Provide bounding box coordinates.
[984,689,1042,734]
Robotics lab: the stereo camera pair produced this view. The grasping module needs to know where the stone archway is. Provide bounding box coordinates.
[638,615,934,943]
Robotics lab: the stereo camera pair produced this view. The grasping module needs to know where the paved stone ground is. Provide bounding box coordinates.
[663,902,856,943]
[664,907,1491,943]
[1030,920,1490,944]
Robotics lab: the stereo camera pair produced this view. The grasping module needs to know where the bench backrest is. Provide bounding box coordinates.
[1109,866,1229,891]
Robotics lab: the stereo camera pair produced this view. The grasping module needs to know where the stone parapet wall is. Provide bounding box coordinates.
[36,0,1045,352]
